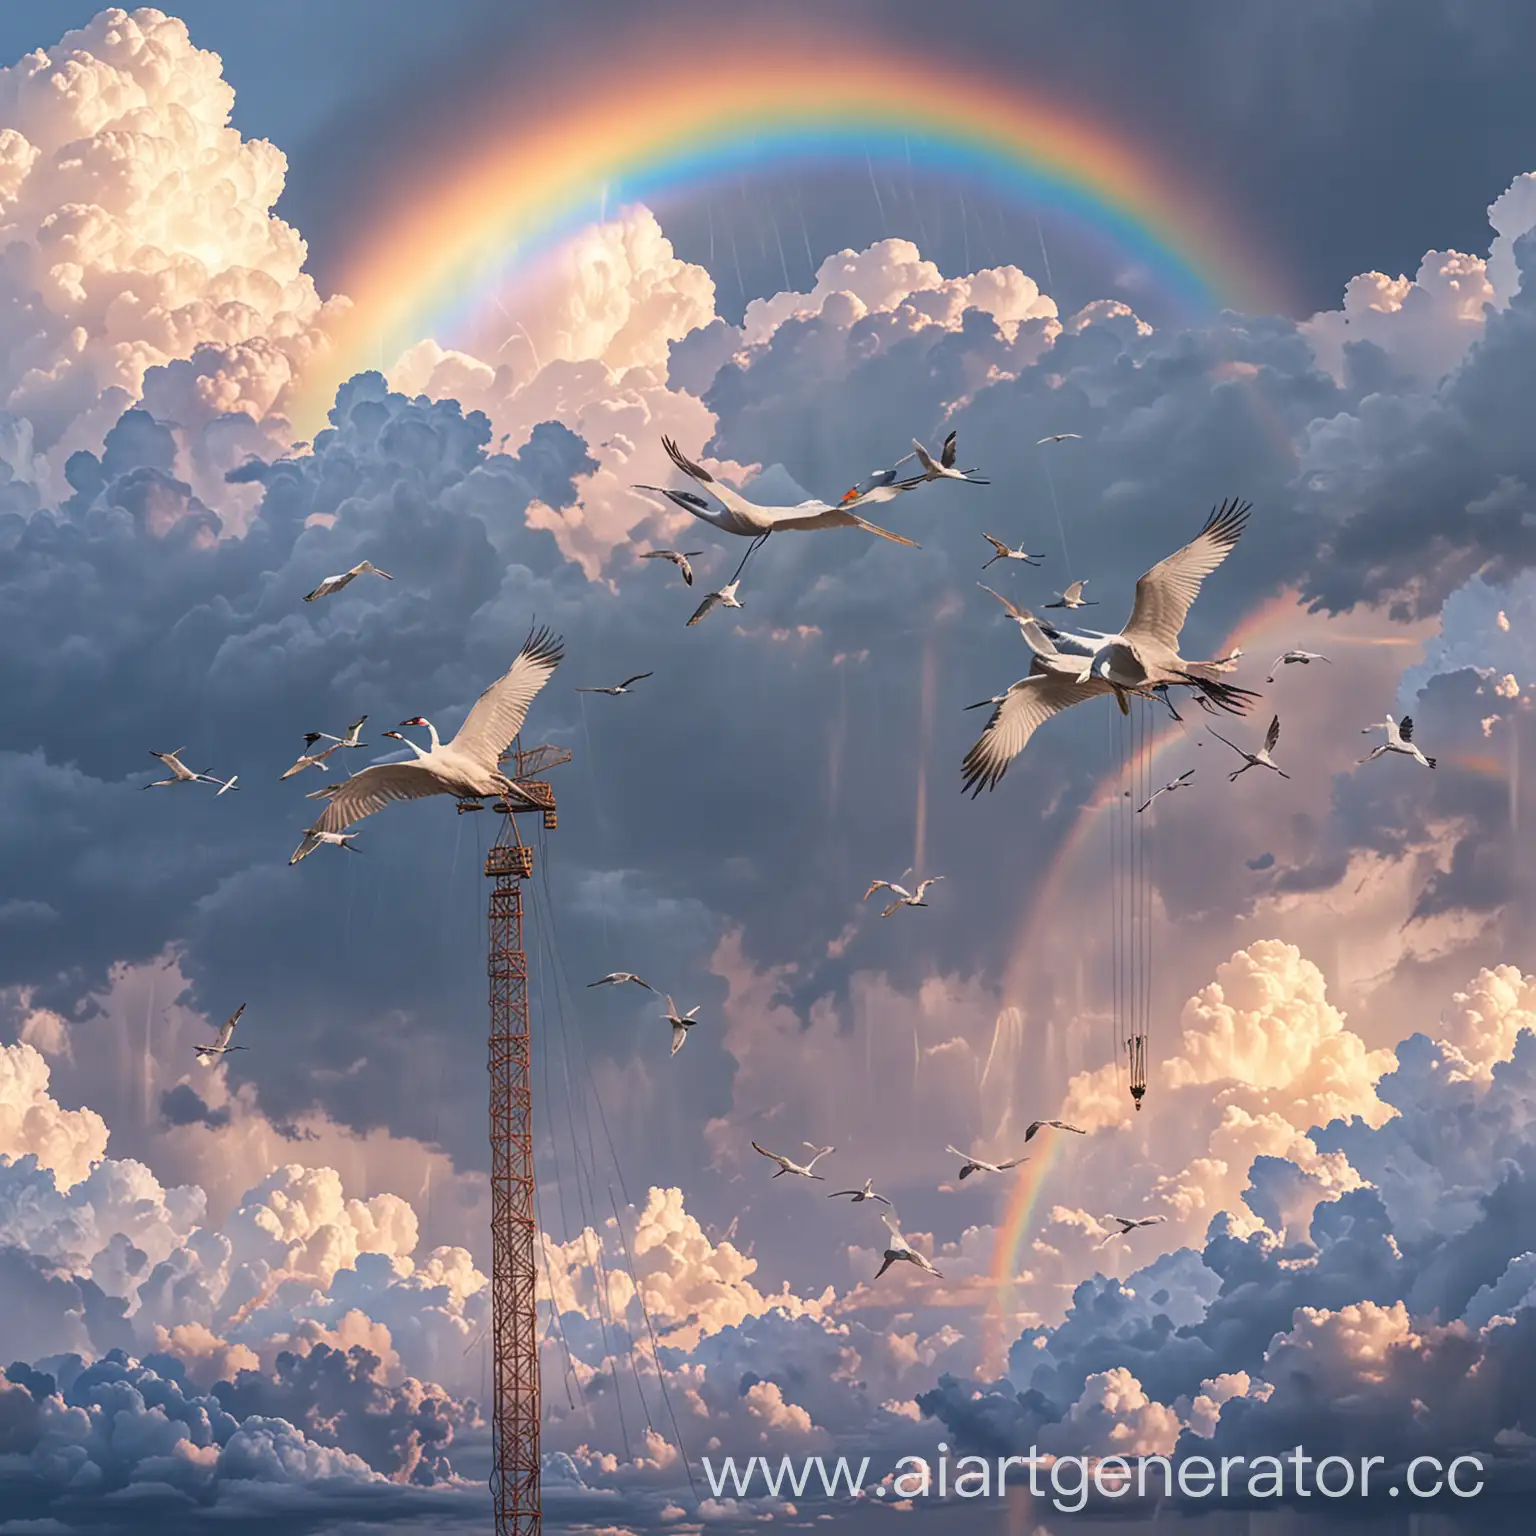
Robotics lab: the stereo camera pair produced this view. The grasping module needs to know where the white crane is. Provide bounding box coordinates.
[686,581,742,626]
[204,773,240,796]
[576,672,653,696]
[1044,580,1098,610]
[193,1004,247,1066]
[588,972,654,992]
[290,627,562,863]
[751,1141,835,1179]
[908,431,989,486]
[303,560,393,602]
[1208,714,1289,781]
[1359,714,1436,770]
[1137,768,1196,812]
[289,828,360,860]
[827,1178,891,1206]
[661,995,701,1055]
[1023,1119,1088,1143]
[863,873,945,918]
[1036,433,1082,445]
[1061,499,1258,707]
[635,439,919,586]
[280,735,341,779]
[639,548,704,586]
[947,1143,1028,1180]
[980,533,1043,569]
[874,1210,943,1279]
[1266,649,1331,682]
[1097,1213,1168,1248]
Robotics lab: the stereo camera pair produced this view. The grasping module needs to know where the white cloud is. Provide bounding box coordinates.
[0,7,342,503]
[0,1038,108,1187]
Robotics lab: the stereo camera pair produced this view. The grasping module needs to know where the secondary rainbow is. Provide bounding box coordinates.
[296,43,1289,429]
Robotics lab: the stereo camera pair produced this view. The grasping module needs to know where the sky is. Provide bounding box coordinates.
[6,3,1536,1532]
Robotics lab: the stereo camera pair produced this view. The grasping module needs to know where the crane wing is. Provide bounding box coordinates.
[1264,715,1281,753]
[216,1003,245,1048]
[1399,716,1415,743]
[310,760,453,834]
[446,627,564,770]
[962,674,1116,795]
[881,1210,909,1248]
[941,430,958,468]
[686,591,721,626]
[1122,498,1250,651]
[661,435,758,519]
[977,582,1028,623]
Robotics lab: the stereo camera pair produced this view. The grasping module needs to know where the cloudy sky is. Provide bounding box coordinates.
[6,3,1536,1532]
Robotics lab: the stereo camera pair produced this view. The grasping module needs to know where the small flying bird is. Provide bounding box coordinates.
[1209,714,1289,781]
[947,1144,1029,1180]
[686,581,742,626]
[1266,649,1331,682]
[289,828,360,861]
[576,672,654,696]
[981,533,1043,569]
[639,549,704,586]
[587,972,654,992]
[1036,434,1082,444]
[193,1004,247,1066]
[303,560,393,602]
[1137,768,1196,813]
[144,749,236,791]
[1359,715,1436,770]
[290,626,562,862]
[909,430,989,485]
[280,735,341,779]
[1097,1213,1168,1248]
[827,1178,891,1206]
[1023,1119,1088,1143]
[204,773,240,796]
[751,1141,835,1179]
[874,1210,943,1280]
[863,874,945,918]
[1044,580,1098,610]
[315,716,370,750]
[661,995,701,1055]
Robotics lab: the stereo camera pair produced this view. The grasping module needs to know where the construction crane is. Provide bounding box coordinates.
[483,736,569,1536]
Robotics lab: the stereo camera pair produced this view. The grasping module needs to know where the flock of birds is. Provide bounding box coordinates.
[155,425,1438,1280]
[738,1122,1163,1280]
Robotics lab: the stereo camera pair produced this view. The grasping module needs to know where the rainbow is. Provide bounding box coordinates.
[295,41,1290,430]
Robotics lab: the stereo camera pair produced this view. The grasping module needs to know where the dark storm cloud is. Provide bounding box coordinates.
[0,1348,482,1532]
[1305,236,1536,618]
[1267,666,1524,923]
[159,1083,231,1130]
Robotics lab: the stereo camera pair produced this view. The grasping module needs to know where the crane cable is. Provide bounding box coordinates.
[535,833,697,1497]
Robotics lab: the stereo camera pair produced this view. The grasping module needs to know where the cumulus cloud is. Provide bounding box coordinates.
[0,8,343,507]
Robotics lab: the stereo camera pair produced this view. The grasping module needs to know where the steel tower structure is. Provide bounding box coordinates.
[483,740,568,1536]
